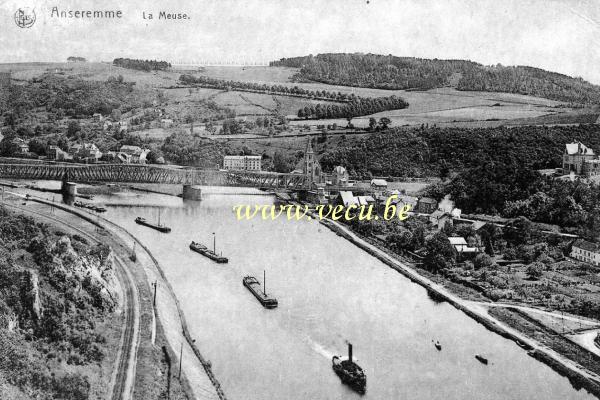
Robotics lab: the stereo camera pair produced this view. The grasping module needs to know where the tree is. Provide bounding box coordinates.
[67,120,81,137]
[368,118,377,131]
[473,253,494,270]
[273,151,294,173]
[424,232,455,273]
[526,262,544,280]
[378,117,391,130]
[0,134,19,157]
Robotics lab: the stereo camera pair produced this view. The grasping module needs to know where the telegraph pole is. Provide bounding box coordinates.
[152,281,157,307]
[178,342,183,379]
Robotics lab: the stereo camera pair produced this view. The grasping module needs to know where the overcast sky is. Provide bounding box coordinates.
[2,0,600,83]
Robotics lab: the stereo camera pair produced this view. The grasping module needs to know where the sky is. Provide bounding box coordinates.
[2,0,600,83]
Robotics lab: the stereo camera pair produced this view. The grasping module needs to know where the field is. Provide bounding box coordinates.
[4,62,595,129]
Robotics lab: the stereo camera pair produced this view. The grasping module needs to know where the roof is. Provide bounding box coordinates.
[448,237,468,246]
[418,197,438,205]
[565,141,594,156]
[338,191,358,206]
[370,179,388,187]
[333,165,347,175]
[573,239,600,253]
[120,145,143,154]
[356,195,375,205]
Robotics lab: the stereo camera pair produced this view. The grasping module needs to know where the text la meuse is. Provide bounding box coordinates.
[142,11,190,20]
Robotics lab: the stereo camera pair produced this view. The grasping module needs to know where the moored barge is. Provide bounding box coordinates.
[189,241,228,263]
[135,216,171,233]
[243,274,277,308]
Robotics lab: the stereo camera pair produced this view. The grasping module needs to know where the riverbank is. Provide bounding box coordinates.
[0,196,195,400]
[0,192,222,400]
[315,215,600,398]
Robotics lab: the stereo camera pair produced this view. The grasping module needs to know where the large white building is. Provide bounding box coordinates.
[223,155,262,171]
[571,239,600,266]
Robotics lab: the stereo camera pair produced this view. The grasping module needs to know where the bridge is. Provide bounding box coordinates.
[0,163,311,190]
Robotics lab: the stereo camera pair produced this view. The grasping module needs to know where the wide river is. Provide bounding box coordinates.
[16,183,600,399]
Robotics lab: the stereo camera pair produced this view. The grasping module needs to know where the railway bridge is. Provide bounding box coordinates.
[0,163,311,191]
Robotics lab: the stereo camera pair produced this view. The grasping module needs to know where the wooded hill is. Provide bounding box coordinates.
[270,53,600,104]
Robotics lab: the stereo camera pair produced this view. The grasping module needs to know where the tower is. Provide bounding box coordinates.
[303,138,321,184]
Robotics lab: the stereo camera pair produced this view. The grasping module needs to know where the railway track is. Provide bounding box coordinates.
[0,197,140,400]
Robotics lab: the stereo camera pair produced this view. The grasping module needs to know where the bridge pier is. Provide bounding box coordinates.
[61,181,77,197]
[182,185,202,200]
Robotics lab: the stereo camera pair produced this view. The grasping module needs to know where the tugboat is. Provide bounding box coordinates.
[189,241,228,263]
[135,210,171,233]
[475,354,488,365]
[332,343,366,394]
[243,272,277,308]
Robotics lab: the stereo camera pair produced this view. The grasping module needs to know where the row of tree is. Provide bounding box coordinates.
[113,58,171,71]
[297,95,407,119]
[179,74,409,119]
[179,74,354,102]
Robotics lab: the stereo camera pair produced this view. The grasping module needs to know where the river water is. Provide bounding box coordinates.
[13,183,599,400]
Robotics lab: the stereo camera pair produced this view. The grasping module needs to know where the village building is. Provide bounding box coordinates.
[562,141,600,177]
[47,145,71,161]
[161,118,174,128]
[223,155,262,171]
[448,236,480,260]
[571,239,600,266]
[416,197,438,214]
[14,138,29,154]
[335,191,359,207]
[93,113,103,122]
[69,143,102,163]
[331,166,349,186]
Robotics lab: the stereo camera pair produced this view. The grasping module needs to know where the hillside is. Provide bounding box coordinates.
[270,53,600,104]
[0,207,120,399]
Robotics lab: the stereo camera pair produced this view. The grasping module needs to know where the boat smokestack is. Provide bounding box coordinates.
[348,343,353,363]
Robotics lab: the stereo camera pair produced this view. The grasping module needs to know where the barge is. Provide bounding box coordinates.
[332,343,366,394]
[189,241,228,263]
[243,273,277,308]
[134,216,171,233]
[73,200,106,213]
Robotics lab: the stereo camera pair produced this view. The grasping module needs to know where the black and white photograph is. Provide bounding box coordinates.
[1,1,600,399]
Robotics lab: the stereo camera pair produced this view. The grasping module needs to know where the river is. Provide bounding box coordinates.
[11,183,599,399]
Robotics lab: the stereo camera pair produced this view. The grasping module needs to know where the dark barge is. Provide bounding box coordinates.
[134,216,171,233]
[189,241,228,263]
[243,274,277,309]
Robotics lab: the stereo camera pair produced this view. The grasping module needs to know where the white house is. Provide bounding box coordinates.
[223,155,261,171]
[571,239,600,266]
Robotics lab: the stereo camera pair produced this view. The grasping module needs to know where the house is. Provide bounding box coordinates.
[103,121,113,131]
[14,138,29,154]
[223,155,262,171]
[356,195,376,206]
[416,197,438,214]
[161,118,174,128]
[118,121,128,133]
[571,239,600,266]
[448,236,480,260]
[370,179,388,190]
[331,166,349,186]
[69,143,102,163]
[335,191,359,207]
[47,145,71,161]
[93,113,103,122]
[119,145,143,156]
[561,141,600,177]
[430,210,453,229]
[117,145,150,164]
